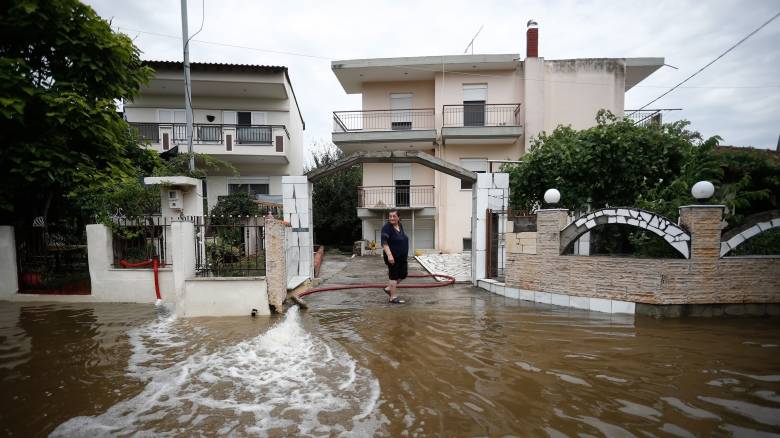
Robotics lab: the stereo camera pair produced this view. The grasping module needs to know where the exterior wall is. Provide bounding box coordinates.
[504,207,780,308]
[523,58,625,150]
[361,81,435,111]
[180,278,269,317]
[438,143,519,252]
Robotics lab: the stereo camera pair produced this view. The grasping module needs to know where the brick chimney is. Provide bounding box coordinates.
[526,19,539,58]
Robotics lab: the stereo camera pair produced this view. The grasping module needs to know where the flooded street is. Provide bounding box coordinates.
[1,256,779,437]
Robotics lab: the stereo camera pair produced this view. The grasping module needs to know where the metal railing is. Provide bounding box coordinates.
[333,109,435,132]
[357,185,434,208]
[442,104,522,128]
[111,216,171,267]
[624,109,681,127]
[194,216,265,277]
[128,122,289,145]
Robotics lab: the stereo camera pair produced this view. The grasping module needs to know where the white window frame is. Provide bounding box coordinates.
[158,108,185,124]
[462,83,488,102]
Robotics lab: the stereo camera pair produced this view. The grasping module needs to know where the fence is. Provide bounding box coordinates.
[357,185,435,208]
[110,217,172,267]
[442,104,522,127]
[333,109,435,132]
[623,109,681,127]
[129,123,286,145]
[194,216,265,277]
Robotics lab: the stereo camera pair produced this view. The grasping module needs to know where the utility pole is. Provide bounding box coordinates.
[180,0,194,171]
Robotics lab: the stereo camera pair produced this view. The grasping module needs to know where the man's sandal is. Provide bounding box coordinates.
[389,296,406,304]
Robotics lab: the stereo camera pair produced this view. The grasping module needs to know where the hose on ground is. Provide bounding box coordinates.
[297,273,455,298]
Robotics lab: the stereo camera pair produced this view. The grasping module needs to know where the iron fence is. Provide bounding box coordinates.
[333,109,435,132]
[111,216,171,267]
[194,216,266,277]
[128,123,286,145]
[442,104,522,127]
[624,109,681,127]
[357,185,435,208]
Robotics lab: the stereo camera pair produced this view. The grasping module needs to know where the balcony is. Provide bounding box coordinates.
[357,185,434,210]
[441,103,523,144]
[332,109,437,153]
[624,108,681,127]
[129,122,290,164]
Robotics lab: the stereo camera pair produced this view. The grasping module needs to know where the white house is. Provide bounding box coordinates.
[331,21,668,253]
[124,61,305,211]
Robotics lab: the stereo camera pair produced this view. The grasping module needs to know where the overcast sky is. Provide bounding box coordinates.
[86,0,780,161]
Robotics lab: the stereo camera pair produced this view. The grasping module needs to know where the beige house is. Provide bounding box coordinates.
[331,22,666,253]
[124,61,305,211]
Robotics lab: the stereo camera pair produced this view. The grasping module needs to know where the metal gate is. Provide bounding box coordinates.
[485,208,506,281]
[15,219,91,294]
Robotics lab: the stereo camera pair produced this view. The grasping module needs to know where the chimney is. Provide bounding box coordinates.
[526,19,539,58]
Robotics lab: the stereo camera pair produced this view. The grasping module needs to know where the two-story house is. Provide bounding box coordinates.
[124,61,305,211]
[331,22,666,253]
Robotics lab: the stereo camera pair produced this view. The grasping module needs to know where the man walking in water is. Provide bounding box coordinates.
[381,209,407,304]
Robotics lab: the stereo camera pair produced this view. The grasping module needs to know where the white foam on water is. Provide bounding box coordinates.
[52,306,385,437]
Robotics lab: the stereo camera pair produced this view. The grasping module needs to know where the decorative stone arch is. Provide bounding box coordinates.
[559,207,691,258]
[306,150,477,183]
[720,210,780,257]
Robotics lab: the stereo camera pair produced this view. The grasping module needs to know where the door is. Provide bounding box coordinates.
[390,93,413,130]
[393,163,411,207]
[463,84,487,126]
[414,219,435,250]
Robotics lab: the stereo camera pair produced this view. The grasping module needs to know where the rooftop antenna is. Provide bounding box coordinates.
[464,25,484,54]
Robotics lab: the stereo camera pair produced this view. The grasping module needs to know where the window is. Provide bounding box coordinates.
[237,111,252,125]
[463,84,487,127]
[390,93,413,130]
[463,238,472,251]
[460,158,488,190]
[228,183,269,199]
[158,109,185,124]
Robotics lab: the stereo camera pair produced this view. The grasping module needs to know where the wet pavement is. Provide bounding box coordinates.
[0,254,779,436]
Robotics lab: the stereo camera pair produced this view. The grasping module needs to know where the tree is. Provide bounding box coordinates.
[507,111,717,216]
[506,111,780,256]
[0,0,153,224]
[307,143,361,248]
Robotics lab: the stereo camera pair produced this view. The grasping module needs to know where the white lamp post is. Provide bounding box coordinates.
[691,181,715,201]
[544,188,561,205]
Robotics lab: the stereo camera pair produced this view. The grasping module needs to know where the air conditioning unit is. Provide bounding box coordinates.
[167,189,183,210]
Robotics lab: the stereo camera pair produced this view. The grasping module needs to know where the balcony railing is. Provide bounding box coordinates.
[442,104,522,128]
[333,109,435,132]
[624,109,681,127]
[358,185,434,209]
[129,123,289,145]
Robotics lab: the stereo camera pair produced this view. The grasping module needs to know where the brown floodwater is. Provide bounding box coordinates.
[1,257,779,437]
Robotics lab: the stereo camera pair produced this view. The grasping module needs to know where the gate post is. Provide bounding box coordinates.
[282,176,314,280]
[0,226,18,298]
[471,173,510,284]
[171,219,196,304]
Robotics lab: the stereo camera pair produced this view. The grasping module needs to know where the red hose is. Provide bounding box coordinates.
[119,259,162,300]
[297,273,455,298]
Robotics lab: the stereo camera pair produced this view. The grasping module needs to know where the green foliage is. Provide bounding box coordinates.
[0,0,154,222]
[154,152,237,180]
[507,110,780,257]
[729,228,780,256]
[210,192,260,219]
[307,143,362,246]
[507,111,709,214]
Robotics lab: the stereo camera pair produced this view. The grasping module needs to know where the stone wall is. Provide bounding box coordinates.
[505,206,780,306]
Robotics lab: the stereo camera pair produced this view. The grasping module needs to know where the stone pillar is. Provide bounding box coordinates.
[535,209,570,256]
[0,226,18,299]
[86,224,113,299]
[471,173,510,284]
[171,220,196,305]
[282,176,313,279]
[264,218,288,311]
[679,205,725,262]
